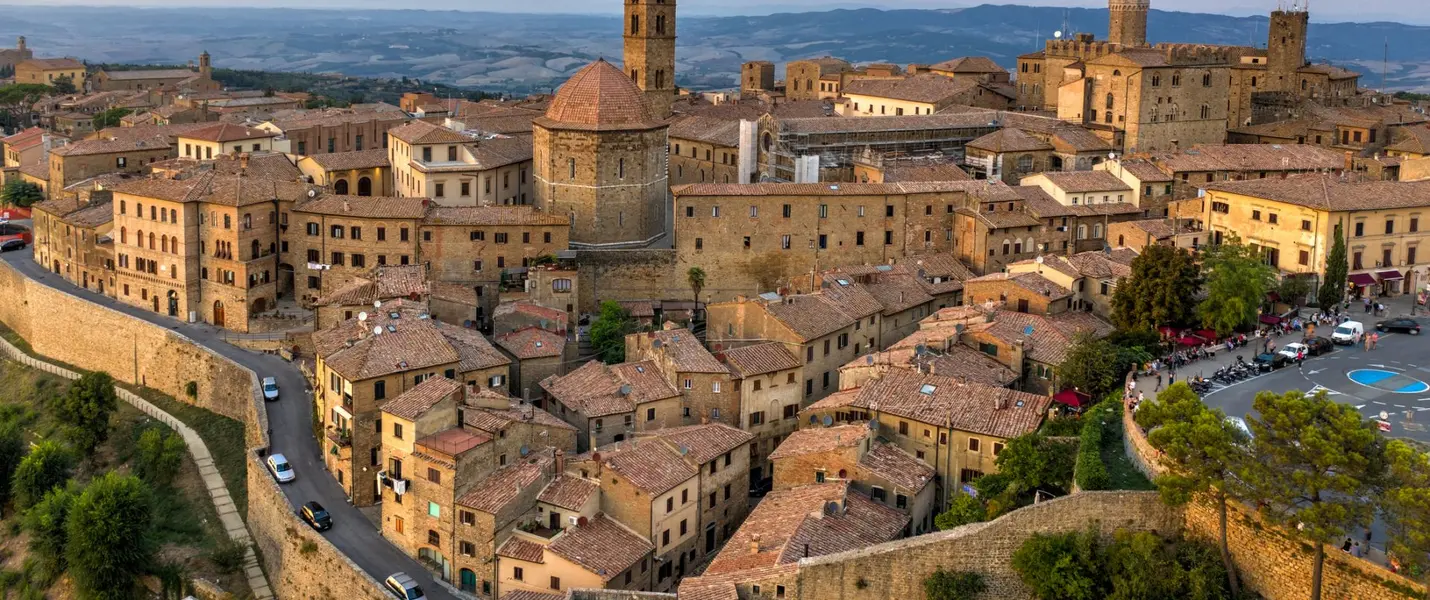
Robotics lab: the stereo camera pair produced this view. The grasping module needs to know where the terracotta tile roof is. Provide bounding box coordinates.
[879,161,971,182]
[1118,218,1179,240]
[178,123,276,143]
[496,326,566,359]
[763,294,856,341]
[703,482,906,576]
[929,56,1005,74]
[293,194,427,219]
[767,424,869,461]
[266,109,408,132]
[815,272,885,320]
[20,58,84,70]
[101,68,195,81]
[423,205,568,226]
[428,281,478,307]
[668,115,741,147]
[967,128,1053,153]
[1151,143,1345,173]
[862,273,935,315]
[847,370,1050,439]
[843,74,980,105]
[464,135,535,170]
[1,127,45,150]
[672,180,993,197]
[586,437,697,495]
[540,360,680,418]
[313,302,507,379]
[60,201,115,228]
[1030,170,1132,193]
[719,342,800,378]
[457,452,553,513]
[50,135,168,157]
[1298,63,1359,80]
[538,475,599,510]
[860,441,935,491]
[776,112,1000,135]
[436,322,512,372]
[1205,175,1430,212]
[644,423,753,465]
[380,376,460,420]
[956,206,1043,230]
[1117,158,1173,182]
[305,149,390,171]
[496,537,546,563]
[547,515,653,580]
[923,346,1019,387]
[981,310,1114,366]
[315,264,429,306]
[31,195,86,218]
[414,427,490,462]
[645,329,727,373]
[493,301,568,327]
[537,59,665,132]
[619,301,656,318]
[1048,126,1111,153]
[322,326,459,381]
[802,388,865,413]
[462,398,577,433]
[1089,48,1172,68]
[111,172,314,207]
[900,252,975,282]
[1388,126,1430,156]
[195,152,303,181]
[387,120,474,145]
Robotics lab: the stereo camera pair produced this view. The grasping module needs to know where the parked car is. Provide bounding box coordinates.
[1376,318,1422,335]
[0,238,23,252]
[1278,342,1309,361]
[267,453,295,483]
[1302,336,1334,356]
[262,376,280,401]
[0,223,31,250]
[1253,352,1290,372]
[300,501,331,531]
[384,573,426,600]
[1332,321,1364,345]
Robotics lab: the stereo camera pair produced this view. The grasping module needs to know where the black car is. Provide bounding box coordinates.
[1376,318,1422,335]
[1302,336,1334,356]
[1253,352,1290,372]
[300,501,332,531]
[0,239,24,252]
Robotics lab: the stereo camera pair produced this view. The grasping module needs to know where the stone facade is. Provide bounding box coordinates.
[741,61,775,94]
[623,0,677,119]
[533,124,668,248]
[288,203,422,305]
[1107,0,1150,48]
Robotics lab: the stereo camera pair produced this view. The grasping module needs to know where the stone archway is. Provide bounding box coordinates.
[213,300,225,328]
[357,177,372,197]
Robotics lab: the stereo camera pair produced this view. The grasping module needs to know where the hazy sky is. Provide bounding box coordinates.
[4,0,1419,24]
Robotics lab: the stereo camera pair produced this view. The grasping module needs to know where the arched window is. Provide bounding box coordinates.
[1105,111,1113,124]
[1001,239,1011,255]
[1203,72,1212,87]
[357,178,372,196]
[630,14,639,34]
[1105,93,1114,110]
[1077,224,1087,240]
[120,228,127,244]
[1150,74,1161,87]
[334,179,348,195]
[1093,223,1103,239]
[1014,240,1022,254]
[136,230,143,246]
[136,203,143,217]
[161,235,168,253]
[1026,237,1036,252]
[149,233,155,250]
[1171,72,1181,87]
[655,14,665,34]
[1200,104,1211,119]
[1113,69,1121,76]
[242,213,252,230]
[170,209,177,223]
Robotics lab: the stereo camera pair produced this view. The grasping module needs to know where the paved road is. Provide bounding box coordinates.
[0,246,457,600]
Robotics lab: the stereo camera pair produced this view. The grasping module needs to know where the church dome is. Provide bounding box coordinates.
[540,59,664,131]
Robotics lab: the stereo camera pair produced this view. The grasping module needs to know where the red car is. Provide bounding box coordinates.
[0,223,32,252]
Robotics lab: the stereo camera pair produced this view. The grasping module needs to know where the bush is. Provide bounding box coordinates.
[1012,527,1104,600]
[51,371,118,457]
[1011,528,1234,600]
[923,568,987,600]
[1075,408,1111,491]
[209,541,248,575]
[21,486,74,583]
[133,428,185,487]
[12,441,74,510]
[65,473,155,600]
[934,493,987,531]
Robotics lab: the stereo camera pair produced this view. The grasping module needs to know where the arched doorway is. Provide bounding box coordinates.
[251,298,267,314]
[213,300,225,328]
[459,569,476,593]
[167,290,179,317]
[334,179,349,195]
[152,296,160,312]
[1050,156,1064,170]
[357,177,372,197]
[251,239,260,260]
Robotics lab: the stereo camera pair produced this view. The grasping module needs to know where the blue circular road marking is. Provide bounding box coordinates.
[1348,369,1430,394]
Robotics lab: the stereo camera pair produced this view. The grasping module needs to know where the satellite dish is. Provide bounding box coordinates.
[915,344,927,356]
[1035,256,1044,264]
[867,419,878,430]
[1054,30,1063,39]
[373,326,383,335]
[865,354,875,365]
[652,339,663,349]
[618,384,632,396]
[1380,411,1390,421]
[822,415,833,427]
[358,312,368,322]
[374,300,382,309]
[520,445,530,457]
[307,189,317,198]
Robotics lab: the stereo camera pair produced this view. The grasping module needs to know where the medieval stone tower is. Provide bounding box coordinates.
[1266,7,1309,92]
[199,50,212,79]
[1108,0,1150,48]
[623,0,676,120]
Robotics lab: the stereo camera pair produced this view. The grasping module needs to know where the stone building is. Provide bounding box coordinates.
[963,271,1073,316]
[388,120,534,207]
[0,36,33,71]
[625,327,738,429]
[740,61,775,94]
[539,359,683,452]
[767,423,936,534]
[2,127,65,170]
[667,115,740,186]
[785,57,852,102]
[1058,49,1232,154]
[923,56,1011,83]
[92,52,213,92]
[1108,0,1150,48]
[1004,249,1139,319]
[312,262,429,330]
[177,124,277,161]
[716,341,803,487]
[296,149,392,197]
[955,309,1114,394]
[964,129,1054,184]
[1020,170,1135,207]
[622,0,677,120]
[533,60,669,248]
[839,74,1012,117]
[30,194,115,294]
[1106,218,1204,252]
[14,58,85,88]
[752,112,1002,183]
[287,194,426,304]
[258,108,409,156]
[418,205,570,328]
[952,183,1141,274]
[495,326,568,400]
[47,135,173,193]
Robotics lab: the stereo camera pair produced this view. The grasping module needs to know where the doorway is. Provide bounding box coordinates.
[213,300,225,328]
[549,511,562,530]
[167,291,179,317]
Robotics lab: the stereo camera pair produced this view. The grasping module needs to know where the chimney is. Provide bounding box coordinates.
[239,152,249,172]
[1344,151,1354,174]
[750,534,761,554]
[342,199,351,212]
[555,449,565,475]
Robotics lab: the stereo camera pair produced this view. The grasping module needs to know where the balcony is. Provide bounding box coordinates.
[325,426,352,448]
[378,470,409,495]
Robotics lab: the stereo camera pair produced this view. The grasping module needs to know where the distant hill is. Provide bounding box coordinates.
[1,4,1428,92]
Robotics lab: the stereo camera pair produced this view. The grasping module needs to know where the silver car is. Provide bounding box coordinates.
[384,573,426,600]
[267,453,295,483]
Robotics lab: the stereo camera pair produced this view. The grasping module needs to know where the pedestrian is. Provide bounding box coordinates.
[1352,542,1364,559]
[1169,373,1176,386]
[1298,353,1304,372]
[1156,373,1163,392]
[1371,332,1380,350]
[1343,538,1354,552]
[1365,333,1372,351]
[1366,529,1373,544]
[1366,297,1373,313]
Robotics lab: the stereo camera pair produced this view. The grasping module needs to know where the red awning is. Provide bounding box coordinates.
[1259,315,1282,324]
[1349,273,1378,287]
[1377,270,1405,281]
[1157,325,1176,336]
[1053,389,1093,409]
[1177,336,1203,346]
[1196,329,1219,341]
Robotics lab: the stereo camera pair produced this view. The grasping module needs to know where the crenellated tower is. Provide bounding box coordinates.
[1108,0,1150,48]
[623,0,676,120]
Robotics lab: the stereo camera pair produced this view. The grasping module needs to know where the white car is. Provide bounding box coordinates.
[1278,342,1308,361]
[262,376,280,402]
[267,453,296,483]
[384,573,426,600]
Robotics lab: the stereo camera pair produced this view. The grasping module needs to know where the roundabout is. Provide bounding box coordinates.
[1347,368,1430,394]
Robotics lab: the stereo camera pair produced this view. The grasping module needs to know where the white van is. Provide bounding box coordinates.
[1332,321,1364,345]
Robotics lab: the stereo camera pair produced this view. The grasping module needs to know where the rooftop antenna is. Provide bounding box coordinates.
[1383,37,1389,95]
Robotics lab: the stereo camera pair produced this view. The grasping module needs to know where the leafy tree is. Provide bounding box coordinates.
[1,180,44,208]
[1241,390,1385,600]
[66,472,155,600]
[50,74,77,95]
[1277,274,1313,308]
[1011,527,1104,600]
[588,301,635,364]
[12,441,74,510]
[995,434,1076,494]
[1058,334,1148,399]
[91,107,132,130]
[1134,382,1246,597]
[934,492,986,531]
[923,568,986,600]
[1198,235,1277,335]
[1318,224,1349,311]
[1111,244,1202,331]
[1381,440,1430,592]
[133,428,185,487]
[0,424,26,512]
[22,485,76,581]
[1104,531,1232,600]
[0,83,54,121]
[687,267,706,314]
[52,371,118,457]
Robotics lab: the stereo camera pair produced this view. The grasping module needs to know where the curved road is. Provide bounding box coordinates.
[0,247,456,600]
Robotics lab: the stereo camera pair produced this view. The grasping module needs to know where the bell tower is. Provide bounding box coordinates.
[1266,7,1309,92]
[1108,0,1150,48]
[623,0,676,120]
[199,51,212,79]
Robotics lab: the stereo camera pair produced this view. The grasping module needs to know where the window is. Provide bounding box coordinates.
[969,438,981,452]
[513,567,524,581]
[647,408,656,422]
[550,577,561,591]
[393,422,404,440]
[1299,250,1310,266]
[993,442,1005,456]
[460,510,475,526]
[427,467,441,484]
[428,502,440,518]
[1387,219,1396,235]
[1355,222,1364,237]
[1302,219,1312,231]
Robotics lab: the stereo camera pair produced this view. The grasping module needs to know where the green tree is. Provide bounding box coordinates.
[1110,244,1202,331]
[1,180,44,208]
[133,428,185,487]
[1318,224,1349,311]
[687,266,706,316]
[50,74,77,95]
[923,568,987,600]
[1104,530,1181,600]
[0,424,25,512]
[22,485,76,581]
[1011,527,1104,600]
[1381,440,1430,594]
[66,472,155,600]
[1058,334,1149,399]
[1134,382,1246,597]
[1277,274,1313,308]
[934,492,987,531]
[0,84,54,124]
[52,371,118,457]
[995,434,1076,494]
[1241,390,1385,600]
[91,107,132,130]
[1198,235,1276,335]
[588,301,635,364]
[12,441,74,510]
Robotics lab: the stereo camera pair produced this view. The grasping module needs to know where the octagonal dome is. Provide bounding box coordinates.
[539,59,666,131]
